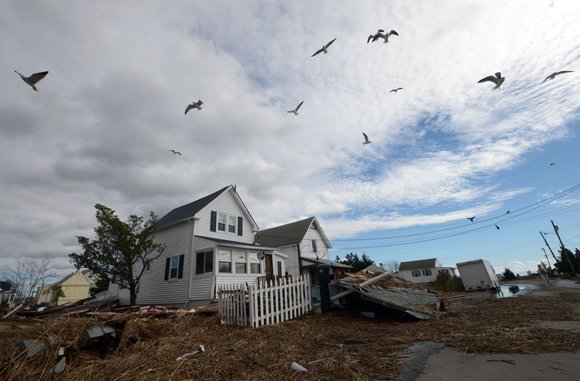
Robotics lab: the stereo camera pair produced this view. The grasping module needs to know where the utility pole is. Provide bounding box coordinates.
[542,248,551,269]
[540,231,558,263]
[551,220,577,275]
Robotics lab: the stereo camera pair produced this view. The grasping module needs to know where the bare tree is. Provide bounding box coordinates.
[4,257,54,304]
[380,259,400,274]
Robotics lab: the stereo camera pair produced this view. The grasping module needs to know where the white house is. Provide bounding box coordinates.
[398,258,456,284]
[109,185,287,306]
[253,217,351,283]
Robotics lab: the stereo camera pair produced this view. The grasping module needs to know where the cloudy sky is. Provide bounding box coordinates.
[1,0,579,280]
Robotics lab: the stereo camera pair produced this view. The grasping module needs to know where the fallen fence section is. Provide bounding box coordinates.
[218,274,312,327]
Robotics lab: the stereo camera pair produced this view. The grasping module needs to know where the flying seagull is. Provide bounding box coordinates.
[542,70,573,83]
[169,149,181,156]
[185,100,203,114]
[287,101,304,115]
[467,216,475,222]
[390,87,403,93]
[311,38,337,57]
[368,29,399,43]
[14,70,49,91]
[478,72,505,90]
[505,211,510,214]
[362,132,372,145]
[550,162,556,166]
[495,224,500,230]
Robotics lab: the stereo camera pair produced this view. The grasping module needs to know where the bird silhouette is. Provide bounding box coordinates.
[478,72,505,90]
[169,150,181,156]
[467,216,475,222]
[550,162,556,166]
[389,87,403,93]
[495,224,500,230]
[311,38,337,57]
[15,70,49,91]
[185,100,203,114]
[505,211,510,214]
[287,101,304,115]
[368,29,398,43]
[362,132,372,145]
[542,70,573,83]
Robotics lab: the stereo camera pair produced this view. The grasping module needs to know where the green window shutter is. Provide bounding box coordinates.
[178,254,185,279]
[237,217,243,236]
[210,211,217,232]
[164,258,170,281]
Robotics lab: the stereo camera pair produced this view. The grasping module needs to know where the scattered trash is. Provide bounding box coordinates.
[176,344,205,361]
[53,356,66,374]
[291,361,308,373]
[15,339,46,359]
[81,325,117,340]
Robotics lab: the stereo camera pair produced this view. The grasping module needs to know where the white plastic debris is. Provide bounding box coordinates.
[291,362,308,373]
[176,344,205,361]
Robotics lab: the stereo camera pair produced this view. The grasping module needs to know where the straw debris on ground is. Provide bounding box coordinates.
[1,285,579,381]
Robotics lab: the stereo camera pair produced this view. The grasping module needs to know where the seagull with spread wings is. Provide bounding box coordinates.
[368,29,398,43]
[478,72,505,90]
[287,101,304,115]
[467,216,475,222]
[169,150,182,156]
[15,70,49,91]
[362,132,372,145]
[390,87,403,93]
[542,70,573,83]
[311,38,337,57]
[185,100,203,114]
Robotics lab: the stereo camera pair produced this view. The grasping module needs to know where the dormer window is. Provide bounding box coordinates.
[312,239,317,253]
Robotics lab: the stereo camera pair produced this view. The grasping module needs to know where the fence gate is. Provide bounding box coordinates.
[217,274,312,327]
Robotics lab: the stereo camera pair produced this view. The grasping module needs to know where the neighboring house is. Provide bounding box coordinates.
[109,185,287,306]
[36,271,91,306]
[254,217,351,283]
[398,258,456,284]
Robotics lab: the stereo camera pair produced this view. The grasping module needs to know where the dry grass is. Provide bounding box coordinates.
[1,287,579,381]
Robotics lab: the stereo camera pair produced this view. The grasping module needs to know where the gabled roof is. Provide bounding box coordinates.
[155,186,234,230]
[54,271,88,286]
[254,217,331,248]
[399,258,438,271]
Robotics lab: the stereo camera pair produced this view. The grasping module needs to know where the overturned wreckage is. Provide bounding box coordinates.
[330,271,442,320]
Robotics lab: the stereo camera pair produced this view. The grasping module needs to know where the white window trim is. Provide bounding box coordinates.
[218,212,239,235]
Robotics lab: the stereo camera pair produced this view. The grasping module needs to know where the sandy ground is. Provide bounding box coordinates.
[396,278,580,381]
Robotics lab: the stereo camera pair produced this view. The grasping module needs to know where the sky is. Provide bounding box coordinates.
[1,0,579,282]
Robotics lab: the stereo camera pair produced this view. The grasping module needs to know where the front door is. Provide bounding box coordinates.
[265,254,273,277]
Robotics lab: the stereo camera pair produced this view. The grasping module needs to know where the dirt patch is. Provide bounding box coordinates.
[1,287,579,381]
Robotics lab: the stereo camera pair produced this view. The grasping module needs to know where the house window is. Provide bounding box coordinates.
[277,261,283,276]
[312,239,317,253]
[195,251,213,274]
[218,250,232,273]
[211,211,243,236]
[411,270,420,277]
[234,251,246,274]
[164,255,184,281]
[228,216,237,233]
[249,253,261,274]
[422,269,432,276]
[145,261,151,272]
[218,213,227,231]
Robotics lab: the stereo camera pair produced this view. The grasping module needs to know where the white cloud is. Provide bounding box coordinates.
[0,0,579,277]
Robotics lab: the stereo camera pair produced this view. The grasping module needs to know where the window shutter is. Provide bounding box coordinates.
[210,211,217,232]
[237,216,243,236]
[164,258,170,281]
[178,254,185,279]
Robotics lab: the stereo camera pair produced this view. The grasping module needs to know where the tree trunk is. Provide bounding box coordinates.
[129,284,137,306]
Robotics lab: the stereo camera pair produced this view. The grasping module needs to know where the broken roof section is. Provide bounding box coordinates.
[332,270,441,320]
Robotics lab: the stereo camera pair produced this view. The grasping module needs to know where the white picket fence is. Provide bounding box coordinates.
[217,274,312,327]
